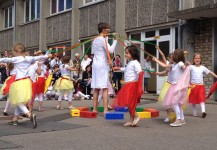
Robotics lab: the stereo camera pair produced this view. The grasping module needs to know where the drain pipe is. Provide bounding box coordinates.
[178,0,182,48]
[13,0,16,43]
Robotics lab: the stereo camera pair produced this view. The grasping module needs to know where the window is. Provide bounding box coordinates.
[51,0,72,14]
[145,31,155,38]
[83,0,102,5]
[159,28,170,36]
[4,6,13,29]
[25,0,40,22]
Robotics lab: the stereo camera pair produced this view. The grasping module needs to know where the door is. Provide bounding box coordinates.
[156,38,171,94]
[124,40,144,69]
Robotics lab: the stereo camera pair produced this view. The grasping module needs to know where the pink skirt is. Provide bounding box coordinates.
[163,84,188,108]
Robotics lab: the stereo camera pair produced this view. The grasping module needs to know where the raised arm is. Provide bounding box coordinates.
[156,46,167,64]
[152,57,168,68]
[103,37,117,53]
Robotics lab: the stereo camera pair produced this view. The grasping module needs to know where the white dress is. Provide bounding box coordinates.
[91,36,117,89]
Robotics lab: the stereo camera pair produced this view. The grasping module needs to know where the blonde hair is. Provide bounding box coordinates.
[12,43,26,56]
[193,53,202,65]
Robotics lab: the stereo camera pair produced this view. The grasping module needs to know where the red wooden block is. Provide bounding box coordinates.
[76,107,89,112]
[144,108,159,118]
[80,111,97,118]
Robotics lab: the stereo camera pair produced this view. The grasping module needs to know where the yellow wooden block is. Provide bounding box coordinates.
[137,112,151,119]
[70,109,80,117]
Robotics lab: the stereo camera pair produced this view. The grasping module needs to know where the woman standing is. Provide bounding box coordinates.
[91,23,117,114]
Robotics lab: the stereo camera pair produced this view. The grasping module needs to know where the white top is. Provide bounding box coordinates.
[0,55,48,80]
[144,59,151,78]
[120,60,142,83]
[71,70,82,80]
[36,61,46,77]
[91,37,117,88]
[60,64,71,76]
[168,61,185,84]
[10,68,16,75]
[81,58,92,71]
[190,65,210,84]
[50,59,62,68]
[29,63,39,83]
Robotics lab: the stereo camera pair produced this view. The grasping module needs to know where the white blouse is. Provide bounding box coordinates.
[60,64,71,76]
[168,61,185,84]
[120,60,142,83]
[190,65,210,84]
[10,68,16,75]
[0,55,48,80]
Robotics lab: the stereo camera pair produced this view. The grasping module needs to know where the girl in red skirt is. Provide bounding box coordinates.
[189,53,217,118]
[113,45,144,127]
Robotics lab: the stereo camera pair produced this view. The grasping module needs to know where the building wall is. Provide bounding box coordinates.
[194,0,215,7]
[194,19,213,92]
[0,29,13,50]
[46,11,72,45]
[19,21,40,49]
[79,0,116,38]
[125,0,179,30]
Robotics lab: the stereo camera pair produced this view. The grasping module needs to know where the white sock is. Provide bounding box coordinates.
[173,104,181,120]
[58,90,64,102]
[179,105,184,120]
[4,98,10,112]
[200,102,206,113]
[191,104,197,114]
[68,91,73,102]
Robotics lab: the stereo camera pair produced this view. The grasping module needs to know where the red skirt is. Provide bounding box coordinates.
[112,72,144,114]
[35,77,46,94]
[189,85,206,104]
[3,75,16,95]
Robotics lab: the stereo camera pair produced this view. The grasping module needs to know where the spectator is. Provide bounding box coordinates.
[75,53,80,63]
[144,55,152,93]
[112,54,122,91]
[50,55,62,68]
[81,54,92,71]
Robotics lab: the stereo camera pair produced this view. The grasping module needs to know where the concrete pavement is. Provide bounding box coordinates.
[0,95,217,150]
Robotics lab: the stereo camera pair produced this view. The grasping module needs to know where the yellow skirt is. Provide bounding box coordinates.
[158,80,171,102]
[9,78,32,105]
[54,76,74,90]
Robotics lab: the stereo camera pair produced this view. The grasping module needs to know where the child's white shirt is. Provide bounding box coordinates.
[60,64,71,76]
[0,55,48,80]
[168,61,185,84]
[29,63,39,83]
[120,60,142,83]
[10,68,16,75]
[190,65,210,84]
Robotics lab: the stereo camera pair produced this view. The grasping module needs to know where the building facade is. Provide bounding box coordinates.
[0,0,217,97]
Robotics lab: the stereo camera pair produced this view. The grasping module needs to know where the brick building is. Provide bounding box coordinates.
[0,0,216,98]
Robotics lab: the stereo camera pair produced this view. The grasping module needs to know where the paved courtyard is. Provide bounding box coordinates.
[0,95,217,150]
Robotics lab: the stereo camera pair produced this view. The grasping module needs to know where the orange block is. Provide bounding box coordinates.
[76,107,89,112]
[144,108,159,118]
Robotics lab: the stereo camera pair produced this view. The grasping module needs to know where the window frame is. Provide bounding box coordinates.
[50,0,72,15]
[4,6,14,29]
[24,0,40,23]
[83,0,104,6]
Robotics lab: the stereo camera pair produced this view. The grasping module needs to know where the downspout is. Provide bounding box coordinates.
[13,0,16,43]
[178,0,182,48]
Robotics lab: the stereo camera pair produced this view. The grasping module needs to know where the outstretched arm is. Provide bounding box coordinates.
[156,46,167,64]
[152,57,168,68]
[209,71,217,79]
